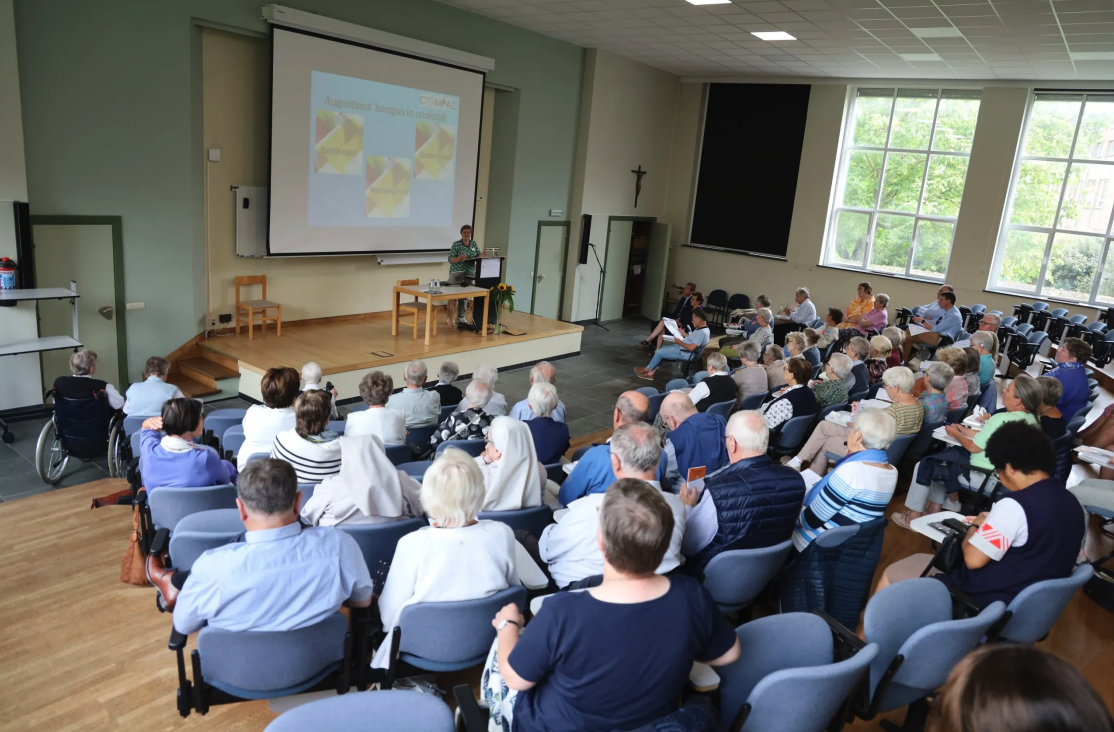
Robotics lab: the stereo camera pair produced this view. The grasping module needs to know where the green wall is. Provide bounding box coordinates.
[14,0,583,377]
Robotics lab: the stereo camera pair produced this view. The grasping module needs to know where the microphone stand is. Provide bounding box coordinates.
[588,243,609,332]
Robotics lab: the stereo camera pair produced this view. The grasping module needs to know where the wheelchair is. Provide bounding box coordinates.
[35,388,128,484]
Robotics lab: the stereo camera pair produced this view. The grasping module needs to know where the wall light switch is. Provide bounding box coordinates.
[125,302,145,310]
[208,148,221,162]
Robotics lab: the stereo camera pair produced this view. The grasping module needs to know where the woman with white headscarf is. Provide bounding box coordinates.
[300,434,422,526]
[474,416,546,511]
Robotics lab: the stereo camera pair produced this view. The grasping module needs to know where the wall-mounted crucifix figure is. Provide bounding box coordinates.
[631,165,647,208]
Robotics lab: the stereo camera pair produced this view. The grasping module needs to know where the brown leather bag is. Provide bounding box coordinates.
[120,501,149,587]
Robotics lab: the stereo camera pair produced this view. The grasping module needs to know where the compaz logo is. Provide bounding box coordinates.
[419,95,456,110]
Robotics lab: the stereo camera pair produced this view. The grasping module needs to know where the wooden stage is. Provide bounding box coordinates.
[187,310,582,402]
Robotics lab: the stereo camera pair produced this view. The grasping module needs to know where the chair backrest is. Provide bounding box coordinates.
[247,452,270,464]
[707,400,735,420]
[885,433,915,466]
[544,462,567,485]
[398,586,527,667]
[818,402,848,421]
[148,484,239,531]
[1050,308,1069,318]
[326,420,346,434]
[847,389,869,404]
[398,460,434,479]
[262,690,454,732]
[665,377,690,392]
[1031,301,1049,312]
[946,406,967,424]
[772,414,813,453]
[702,540,794,611]
[435,439,486,457]
[693,370,709,384]
[477,506,554,538]
[1000,315,1018,328]
[997,564,1094,643]
[647,392,667,421]
[867,382,883,399]
[169,508,245,571]
[1027,330,1048,345]
[1014,322,1034,337]
[235,275,267,304]
[738,392,766,412]
[1088,321,1107,332]
[297,483,316,509]
[122,413,146,437]
[384,443,413,466]
[338,519,427,582]
[205,409,248,444]
[727,293,749,310]
[970,304,986,314]
[1069,314,1088,324]
[635,386,659,397]
[439,404,455,421]
[198,611,347,695]
[708,289,728,307]
[1051,431,1074,483]
[53,392,113,459]
[906,420,945,464]
[571,444,596,462]
[222,424,245,459]
[977,383,998,414]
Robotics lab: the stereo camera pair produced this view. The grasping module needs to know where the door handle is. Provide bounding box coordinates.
[537,274,545,283]
[97,306,113,321]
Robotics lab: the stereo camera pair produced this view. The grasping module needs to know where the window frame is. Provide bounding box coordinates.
[822,87,980,284]
[988,91,1114,307]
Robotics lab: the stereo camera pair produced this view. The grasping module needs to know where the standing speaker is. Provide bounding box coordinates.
[13,201,35,288]
[578,214,592,265]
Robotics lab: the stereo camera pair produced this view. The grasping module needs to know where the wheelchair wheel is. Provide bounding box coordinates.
[107,420,128,479]
[35,420,68,485]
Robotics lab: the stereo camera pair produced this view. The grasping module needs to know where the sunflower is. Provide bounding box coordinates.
[498,283,507,291]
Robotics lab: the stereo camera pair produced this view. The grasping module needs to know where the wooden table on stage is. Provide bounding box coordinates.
[391,283,490,346]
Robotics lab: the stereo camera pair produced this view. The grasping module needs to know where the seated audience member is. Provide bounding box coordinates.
[810,353,852,408]
[800,329,822,368]
[865,335,892,384]
[124,356,184,415]
[837,281,875,330]
[882,326,904,367]
[373,449,519,668]
[926,645,1114,732]
[962,347,983,399]
[913,284,955,324]
[146,458,373,626]
[301,434,422,526]
[271,390,342,484]
[1048,337,1091,422]
[773,287,817,345]
[784,331,808,362]
[56,349,125,410]
[483,478,741,732]
[920,362,952,425]
[523,383,570,465]
[815,308,843,349]
[456,362,508,416]
[731,340,769,405]
[1080,400,1114,449]
[386,359,441,427]
[879,423,1085,605]
[790,366,921,474]
[429,380,498,452]
[540,424,685,588]
[687,352,736,412]
[892,375,1042,528]
[902,291,963,362]
[915,347,968,410]
[239,366,299,466]
[1036,376,1066,439]
[476,417,547,511]
[430,360,463,408]
[719,307,771,357]
[792,409,899,550]
[301,361,339,419]
[640,282,699,348]
[760,357,818,431]
[643,290,706,353]
[661,392,730,488]
[635,309,710,380]
[846,338,871,395]
[558,391,660,505]
[724,293,772,336]
[861,293,890,335]
[680,411,806,574]
[764,343,787,389]
[970,331,998,385]
[344,371,405,445]
[509,361,566,422]
[140,398,237,489]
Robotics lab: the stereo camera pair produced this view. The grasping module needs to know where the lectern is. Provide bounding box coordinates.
[461,256,505,325]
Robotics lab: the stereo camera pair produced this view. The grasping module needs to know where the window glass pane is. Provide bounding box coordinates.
[829,210,871,267]
[869,214,914,273]
[933,97,980,153]
[1057,164,1114,234]
[1009,160,1068,227]
[1024,98,1082,158]
[1095,252,1114,304]
[997,230,1048,294]
[880,152,927,213]
[851,93,893,147]
[842,151,883,208]
[890,94,936,150]
[1072,99,1114,161]
[921,155,969,218]
[1044,233,1103,301]
[910,220,954,279]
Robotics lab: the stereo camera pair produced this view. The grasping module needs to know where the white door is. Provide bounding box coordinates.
[33,223,124,388]
[641,223,671,321]
[600,219,633,322]
[532,223,568,319]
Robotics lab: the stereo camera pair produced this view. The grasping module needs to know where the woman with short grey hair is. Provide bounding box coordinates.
[810,353,851,410]
[431,361,464,408]
[429,380,497,454]
[57,349,124,409]
[524,382,571,464]
[731,339,769,405]
[345,370,406,444]
[386,359,442,428]
[457,362,508,416]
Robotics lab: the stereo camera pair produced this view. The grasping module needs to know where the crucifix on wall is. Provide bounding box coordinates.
[631,165,648,208]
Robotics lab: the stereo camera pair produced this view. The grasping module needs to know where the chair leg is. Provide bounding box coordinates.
[235,309,241,336]
[247,307,254,340]
[276,306,281,337]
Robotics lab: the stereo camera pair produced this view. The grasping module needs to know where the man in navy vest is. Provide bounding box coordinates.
[679,410,806,574]
[660,392,729,490]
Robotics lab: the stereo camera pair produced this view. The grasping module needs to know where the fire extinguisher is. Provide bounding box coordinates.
[0,257,16,290]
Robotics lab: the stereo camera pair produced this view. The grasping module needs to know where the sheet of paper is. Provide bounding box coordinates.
[933,425,962,446]
[562,461,577,475]
[663,335,676,343]
[725,328,743,336]
[859,399,891,411]
[800,468,823,490]
[873,389,893,402]
[908,324,929,336]
[825,411,854,427]
[663,318,685,340]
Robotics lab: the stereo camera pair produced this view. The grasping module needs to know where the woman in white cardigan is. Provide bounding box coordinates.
[271,390,342,484]
[238,366,300,466]
[300,434,422,526]
[373,448,519,668]
[474,416,546,512]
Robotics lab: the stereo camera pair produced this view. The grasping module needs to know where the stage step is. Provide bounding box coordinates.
[167,373,220,399]
[178,357,239,389]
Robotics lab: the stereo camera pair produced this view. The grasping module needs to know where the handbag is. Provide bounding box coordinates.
[120,494,149,587]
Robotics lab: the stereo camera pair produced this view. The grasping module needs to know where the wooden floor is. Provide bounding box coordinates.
[1,470,1110,730]
[198,310,583,376]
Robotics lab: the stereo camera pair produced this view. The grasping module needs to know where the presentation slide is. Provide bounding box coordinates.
[270,28,484,256]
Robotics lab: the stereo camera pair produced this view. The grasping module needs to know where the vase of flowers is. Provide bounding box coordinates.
[489,282,515,334]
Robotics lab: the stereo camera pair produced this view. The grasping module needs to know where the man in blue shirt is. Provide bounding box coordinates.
[901,291,963,363]
[635,309,711,380]
[911,284,954,325]
[509,361,567,422]
[1048,337,1092,422]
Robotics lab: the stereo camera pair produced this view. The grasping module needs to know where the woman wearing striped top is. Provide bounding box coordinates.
[271,390,342,484]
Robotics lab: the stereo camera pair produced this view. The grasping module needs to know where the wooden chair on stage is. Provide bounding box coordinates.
[235,275,282,340]
[398,278,448,339]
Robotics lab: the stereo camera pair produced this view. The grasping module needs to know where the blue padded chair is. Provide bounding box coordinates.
[439,404,455,422]
[902,419,945,468]
[717,613,879,732]
[168,508,244,572]
[818,402,848,422]
[247,452,270,464]
[544,462,567,486]
[435,439,486,457]
[701,540,793,614]
[635,386,659,398]
[405,426,436,452]
[989,563,1093,644]
[385,443,414,466]
[885,433,915,467]
[148,484,238,532]
[768,414,813,457]
[682,343,707,379]
[647,392,667,422]
[692,370,709,385]
[738,392,766,412]
[665,377,690,393]
[571,444,597,462]
[1011,330,1049,369]
[263,690,454,732]
[399,460,434,479]
[706,399,735,420]
[338,519,427,586]
[297,483,316,510]
[812,363,823,381]
[847,389,869,404]
[478,505,554,537]
[945,406,967,424]
[977,382,997,414]
[347,403,368,413]
[390,586,528,676]
[223,424,245,462]
[1050,431,1074,483]
[205,409,248,446]
[326,420,346,435]
[122,414,146,437]
[867,382,884,400]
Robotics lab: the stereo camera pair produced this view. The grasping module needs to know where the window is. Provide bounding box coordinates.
[823,88,981,281]
[990,93,1114,305]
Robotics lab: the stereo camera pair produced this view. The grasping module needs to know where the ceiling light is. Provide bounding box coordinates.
[900,53,943,61]
[751,31,796,41]
[1072,52,1114,60]
[910,27,963,38]
[685,0,732,5]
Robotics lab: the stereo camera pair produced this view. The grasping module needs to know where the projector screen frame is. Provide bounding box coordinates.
[266,25,486,258]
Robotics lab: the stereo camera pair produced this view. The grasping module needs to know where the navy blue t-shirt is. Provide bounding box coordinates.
[509,575,736,732]
[525,416,571,465]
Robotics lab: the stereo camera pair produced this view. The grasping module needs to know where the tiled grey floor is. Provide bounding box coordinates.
[0,317,688,502]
